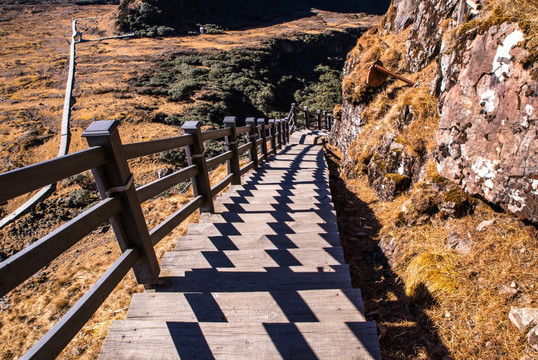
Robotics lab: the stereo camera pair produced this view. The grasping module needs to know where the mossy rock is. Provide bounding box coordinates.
[440,187,476,219]
[374,173,411,201]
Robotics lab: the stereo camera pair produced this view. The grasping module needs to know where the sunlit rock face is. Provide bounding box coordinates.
[435,23,538,223]
[333,0,538,223]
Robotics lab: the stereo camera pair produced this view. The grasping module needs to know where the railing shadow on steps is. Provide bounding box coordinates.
[0,103,334,359]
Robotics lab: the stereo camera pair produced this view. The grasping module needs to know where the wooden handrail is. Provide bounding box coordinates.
[206,150,233,170]
[22,248,140,360]
[201,127,232,142]
[0,103,332,359]
[0,196,123,297]
[0,147,106,203]
[136,165,199,203]
[123,134,194,159]
[149,195,204,245]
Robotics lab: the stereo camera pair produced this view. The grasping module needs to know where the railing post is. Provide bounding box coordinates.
[246,117,259,169]
[268,119,276,155]
[182,121,214,213]
[280,119,286,146]
[224,116,241,185]
[276,120,283,150]
[82,120,159,286]
[291,103,297,132]
[303,106,309,129]
[287,118,291,141]
[258,118,268,163]
[317,110,322,130]
[284,118,290,145]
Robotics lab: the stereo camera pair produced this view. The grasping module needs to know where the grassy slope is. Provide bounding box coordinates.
[333,1,538,359]
[0,4,381,359]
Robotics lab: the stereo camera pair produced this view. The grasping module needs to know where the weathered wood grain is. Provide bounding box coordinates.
[99,320,380,360]
[126,289,365,322]
[160,248,345,270]
[174,233,342,251]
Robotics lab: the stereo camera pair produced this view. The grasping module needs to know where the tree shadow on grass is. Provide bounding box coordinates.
[125,0,391,34]
[323,145,450,360]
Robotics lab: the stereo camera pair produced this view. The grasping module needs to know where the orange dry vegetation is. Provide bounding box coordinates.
[0,3,382,358]
[330,1,538,358]
[325,145,538,359]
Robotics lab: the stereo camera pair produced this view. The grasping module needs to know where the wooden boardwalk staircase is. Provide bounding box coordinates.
[0,105,380,359]
[99,130,380,359]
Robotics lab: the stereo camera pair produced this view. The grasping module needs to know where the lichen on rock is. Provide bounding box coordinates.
[331,0,538,224]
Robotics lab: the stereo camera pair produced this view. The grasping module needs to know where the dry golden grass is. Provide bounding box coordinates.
[0,159,234,359]
[330,3,538,356]
[326,150,538,359]
[404,251,462,302]
[0,3,384,358]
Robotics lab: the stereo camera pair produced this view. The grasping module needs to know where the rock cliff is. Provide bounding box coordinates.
[331,0,538,223]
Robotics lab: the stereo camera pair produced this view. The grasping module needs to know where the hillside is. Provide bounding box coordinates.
[1,0,537,358]
[329,0,538,358]
[0,2,382,359]
[117,0,390,35]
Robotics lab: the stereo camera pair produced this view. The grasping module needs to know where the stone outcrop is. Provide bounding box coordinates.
[331,0,538,224]
[509,307,538,351]
[435,23,538,223]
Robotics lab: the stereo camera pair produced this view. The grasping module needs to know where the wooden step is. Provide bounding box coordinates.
[99,320,380,360]
[213,202,335,214]
[200,210,336,224]
[220,188,332,200]
[174,233,342,251]
[126,289,365,322]
[186,221,339,236]
[228,183,330,192]
[160,248,345,270]
[214,194,333,206]
[154,265,352,292]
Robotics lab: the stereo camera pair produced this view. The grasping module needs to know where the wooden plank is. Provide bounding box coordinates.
[23,248,139,360]
[206,150,232,170]
[123,134,193,159]
[214,195,333,206]
[211,174,233,197]
[99,320,380,360]
[156,264,352,292]
[199,210,336,224]
[236,125,251,134]
[137,165,199,203]
[0,197,123,297]
[174,233,342,251]
[227,183,331,192]
[126,289,365,322]
[186,220,339,236]
[201,128,232,142]
[239,161,254,176]
[237,142,252,155]
[213,201,335,214]
[149,195,203,246]
[0,147,106,202]
[219,188,332,199]
[240,175,330,184]
[160,248,345,270]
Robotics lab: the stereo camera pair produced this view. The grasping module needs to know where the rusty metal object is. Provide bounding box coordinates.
[366,60,415,87]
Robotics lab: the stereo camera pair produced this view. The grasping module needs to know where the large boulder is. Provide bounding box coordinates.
[435,23,538,223]
[405,0,459,72]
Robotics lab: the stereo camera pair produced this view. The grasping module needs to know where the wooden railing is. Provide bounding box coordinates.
[289,103,335,133]
[0,103,333,359]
